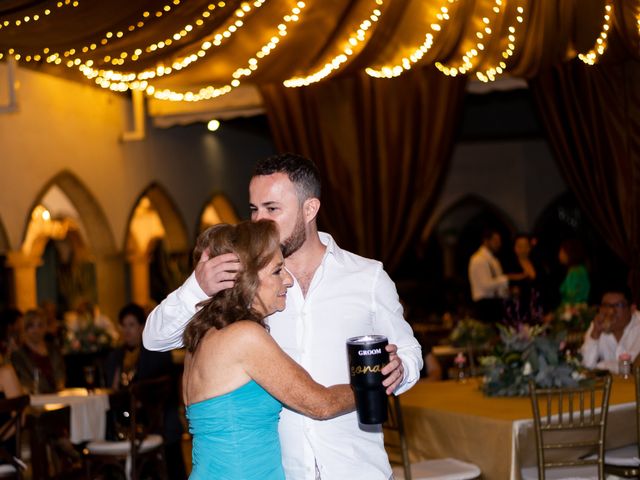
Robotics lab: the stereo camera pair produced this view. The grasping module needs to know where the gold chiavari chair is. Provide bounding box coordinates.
[522,374,612,480]
[384,395,482,480]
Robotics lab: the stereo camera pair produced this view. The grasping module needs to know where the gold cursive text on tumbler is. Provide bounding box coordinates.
[350,363,387,376]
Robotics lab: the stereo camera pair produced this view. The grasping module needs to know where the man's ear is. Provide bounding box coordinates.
[302,197,320,223]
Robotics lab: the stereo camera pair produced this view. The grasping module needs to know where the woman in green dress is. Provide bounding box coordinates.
[558,238,590,305]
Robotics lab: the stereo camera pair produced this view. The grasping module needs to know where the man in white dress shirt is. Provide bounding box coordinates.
[143,153,423,479]
[581,287,640,373]
[468,229,511,323]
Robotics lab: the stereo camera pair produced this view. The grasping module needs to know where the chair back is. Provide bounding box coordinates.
[28,405,83,480]
[108,376,171,477]
[0,395,29,479]
[383,395,412,480]
[528,374,612,480]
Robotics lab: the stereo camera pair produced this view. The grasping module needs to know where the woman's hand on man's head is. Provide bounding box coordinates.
[195,250,241,296]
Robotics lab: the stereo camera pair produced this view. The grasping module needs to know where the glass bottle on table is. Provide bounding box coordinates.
[32,367,41,395]
[83,365,96,393]
[618,352,632,380]
[454,352,467,383]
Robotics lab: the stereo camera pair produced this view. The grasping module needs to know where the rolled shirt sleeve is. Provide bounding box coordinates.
[142,272,209,351]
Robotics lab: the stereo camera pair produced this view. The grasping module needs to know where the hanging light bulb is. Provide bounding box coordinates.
[207,119,221,131]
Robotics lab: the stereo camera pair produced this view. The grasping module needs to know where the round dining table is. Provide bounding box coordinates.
[30,387,111,444]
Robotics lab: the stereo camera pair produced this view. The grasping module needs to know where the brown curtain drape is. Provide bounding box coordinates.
[529,52,640,301]
[260,67,467,272]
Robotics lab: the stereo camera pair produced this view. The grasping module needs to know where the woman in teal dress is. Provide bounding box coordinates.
[182,221,355,479]
[558,238,590,305]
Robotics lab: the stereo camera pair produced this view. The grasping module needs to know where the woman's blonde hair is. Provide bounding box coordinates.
[183,220,280,353]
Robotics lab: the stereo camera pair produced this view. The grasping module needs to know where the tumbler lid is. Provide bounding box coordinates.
[347,335,388,345]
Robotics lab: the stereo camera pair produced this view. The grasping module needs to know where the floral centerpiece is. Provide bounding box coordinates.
[550,303,597,334]
[449,318,493,373]
[479,293,586,397]
[480,323,583,396]
[63,310,114,354]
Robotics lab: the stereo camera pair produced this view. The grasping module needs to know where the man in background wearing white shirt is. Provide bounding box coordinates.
[468,229,521,323]
[143,153,423,480]
[581,286,640,373]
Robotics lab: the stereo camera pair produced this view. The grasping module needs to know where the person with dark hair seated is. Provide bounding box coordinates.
[581,286,640,373]
[11,309,65,394]
[105,303,187,479]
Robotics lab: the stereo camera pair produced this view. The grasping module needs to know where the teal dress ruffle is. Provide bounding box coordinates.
[186,380,284,480]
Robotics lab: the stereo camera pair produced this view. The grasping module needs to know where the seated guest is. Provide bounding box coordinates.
[11,309,65,393]
[105,303,186,480]
[105,303,175,388]
[0,308,23,361]
[581,287,640,373]
[0,348,24,458]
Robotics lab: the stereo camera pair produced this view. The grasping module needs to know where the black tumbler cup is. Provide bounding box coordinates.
[346,335,389,424]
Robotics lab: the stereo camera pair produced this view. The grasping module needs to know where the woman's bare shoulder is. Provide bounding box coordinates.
[198,320,270,351]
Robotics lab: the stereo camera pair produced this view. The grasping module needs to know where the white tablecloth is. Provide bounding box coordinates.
[30,388,110,443]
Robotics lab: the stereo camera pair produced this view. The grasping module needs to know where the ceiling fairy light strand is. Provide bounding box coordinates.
[79,0,264,86]
[284,0,383,87]
[435,0,506,77]
[93,0,239,67]
[0,0,79,31]
[577,1,613,65]
[365,0,457,79]
[0,0,187,64]
[475,2,525,82]
[140,0,308,101]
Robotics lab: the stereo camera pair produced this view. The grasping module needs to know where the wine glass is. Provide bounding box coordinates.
[83,365,96,394]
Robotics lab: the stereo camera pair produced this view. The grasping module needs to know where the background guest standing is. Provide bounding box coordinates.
[469,228,528,323]
[558,238,590,305]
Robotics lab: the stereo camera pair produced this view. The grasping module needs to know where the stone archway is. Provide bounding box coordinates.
[9,171,123,319]
[197,192,240,234]
[125,183,189,307]
[429,194,516,280]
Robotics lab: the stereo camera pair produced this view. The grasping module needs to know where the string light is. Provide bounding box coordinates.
[577,2,613,65]
[0,0,79,31]
[284,0,383,87]
[80,1,264,87]
[435,0,505,77]
[91,1,237,66]
[3,0,186,65]
[140,1,307,101]
[366,0,457,79]
[475,2,525,82]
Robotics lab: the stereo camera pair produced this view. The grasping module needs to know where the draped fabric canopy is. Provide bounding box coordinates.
[2,0,640,294]
[0,0,635,116]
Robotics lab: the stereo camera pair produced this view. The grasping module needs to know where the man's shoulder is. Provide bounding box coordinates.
[320,232,383,272]
[469,247,487,263]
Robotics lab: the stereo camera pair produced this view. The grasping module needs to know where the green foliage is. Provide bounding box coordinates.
[449,318,493,348]
[481,323,584,397]
[550,303,597,334]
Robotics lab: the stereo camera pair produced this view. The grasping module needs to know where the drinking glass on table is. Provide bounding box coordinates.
[32,367,41,395]
[83,365,96,393]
